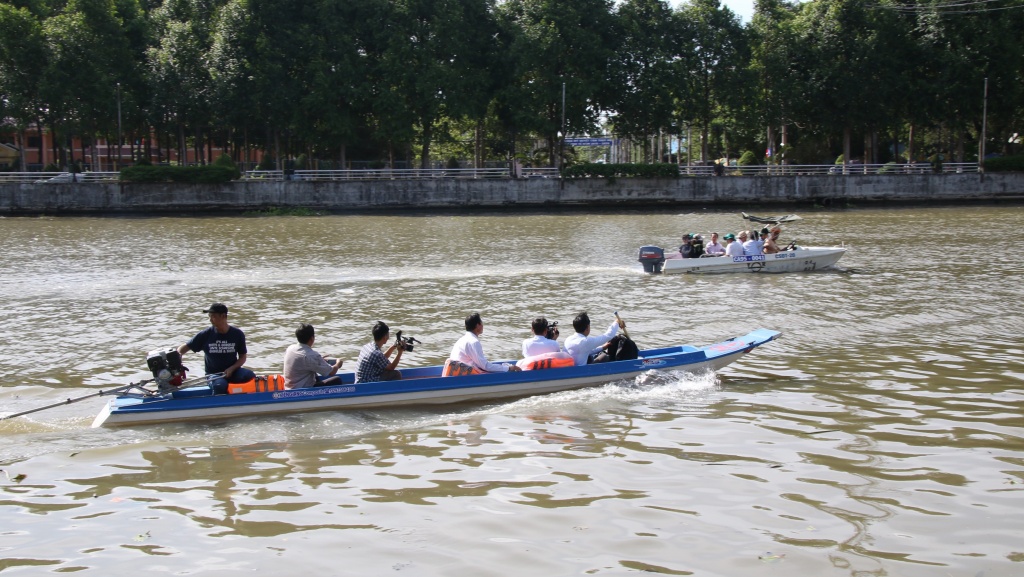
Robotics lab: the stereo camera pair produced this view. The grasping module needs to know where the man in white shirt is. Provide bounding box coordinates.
[724,233,744,257]
[522,317,562,357]
[704,232,726,256]
[449,313,521,373]
[564,311,624,366]
[742,230,763,255]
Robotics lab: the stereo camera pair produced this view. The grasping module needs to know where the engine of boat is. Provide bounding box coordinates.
[146,349,187,392]
[637,246,665,274]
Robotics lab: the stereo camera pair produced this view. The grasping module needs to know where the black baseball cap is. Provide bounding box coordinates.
[203,303,228,314]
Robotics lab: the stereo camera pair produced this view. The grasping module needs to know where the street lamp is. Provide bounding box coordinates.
[116,82,123,170]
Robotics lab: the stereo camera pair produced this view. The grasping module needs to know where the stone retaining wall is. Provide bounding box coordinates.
[2,173,1022,214]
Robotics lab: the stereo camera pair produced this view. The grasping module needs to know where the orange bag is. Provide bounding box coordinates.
[228,374,287,394]
[517,351,575,371]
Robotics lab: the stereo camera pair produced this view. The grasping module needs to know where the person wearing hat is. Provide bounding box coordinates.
[678,233,695,259]
[743,229,764,256]
[177,303,255,394]
[724,233,744,257]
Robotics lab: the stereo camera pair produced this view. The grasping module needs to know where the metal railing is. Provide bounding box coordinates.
[0,171,120,183]
[0,163,979,183]
[721,162,978,176]
[243,167,561,181]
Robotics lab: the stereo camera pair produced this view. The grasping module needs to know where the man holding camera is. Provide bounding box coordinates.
[522,317,563,357]
[355,321,404,383]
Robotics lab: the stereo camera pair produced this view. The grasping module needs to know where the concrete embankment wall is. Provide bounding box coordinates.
[2,173,1022,214]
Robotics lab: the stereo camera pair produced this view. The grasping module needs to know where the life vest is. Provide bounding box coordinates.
[442,359,483,377]
[228,374,286,394]
[516,351,575,371]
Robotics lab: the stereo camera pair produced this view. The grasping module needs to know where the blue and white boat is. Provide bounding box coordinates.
[92,328,781,427]
[638,246,846,274]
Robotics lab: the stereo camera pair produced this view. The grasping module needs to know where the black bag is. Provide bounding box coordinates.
[605,335,639,361]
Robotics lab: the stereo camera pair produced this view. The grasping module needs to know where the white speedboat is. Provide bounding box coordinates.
[638,245,846,274]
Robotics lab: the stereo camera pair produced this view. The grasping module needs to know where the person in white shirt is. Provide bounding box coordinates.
[449,313,521,373]
[743,230,763,255]
[724,233,744,257]
[522,317,562,357]
[704,232,725,256]
[564,311,624,366]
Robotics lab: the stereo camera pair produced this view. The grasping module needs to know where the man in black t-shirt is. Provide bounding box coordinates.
[177,303,255,393]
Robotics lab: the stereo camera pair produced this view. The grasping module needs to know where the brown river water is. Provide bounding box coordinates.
[1,205,1022,576]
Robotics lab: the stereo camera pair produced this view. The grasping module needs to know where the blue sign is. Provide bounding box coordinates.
[565,138,616,146]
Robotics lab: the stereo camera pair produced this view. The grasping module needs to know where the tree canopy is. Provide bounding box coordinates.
[1,0,1021,169]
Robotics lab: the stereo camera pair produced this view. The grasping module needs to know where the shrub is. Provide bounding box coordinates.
[878,162,900,174]
[984,154,1024,172]
[256,154,276,170]
[738,150,757,166]
[120,164,238,183]
[561,163,679,179]
[213,153,241,179]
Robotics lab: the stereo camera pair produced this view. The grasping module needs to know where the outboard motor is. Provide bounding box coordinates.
[146,349,188,393]
[637,246,665,274]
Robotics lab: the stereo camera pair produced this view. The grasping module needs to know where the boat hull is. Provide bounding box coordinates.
[660,247,845,274]
[92,329,781,427]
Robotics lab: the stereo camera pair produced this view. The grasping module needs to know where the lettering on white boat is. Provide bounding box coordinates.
[642,359,667,367]
[272,386,356,399]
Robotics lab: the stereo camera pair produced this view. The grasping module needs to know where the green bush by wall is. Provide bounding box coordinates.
[562,163,679,179]
[120,164,239,183]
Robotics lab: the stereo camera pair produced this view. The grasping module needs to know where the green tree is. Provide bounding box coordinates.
[678,0,747,162]
[609,0,688,162]
[495,0,619,167]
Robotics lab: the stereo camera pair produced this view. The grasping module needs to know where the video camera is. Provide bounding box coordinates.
[545,321,559,340]
[394,330,422,352]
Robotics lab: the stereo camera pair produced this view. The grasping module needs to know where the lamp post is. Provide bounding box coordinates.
[116,82,123,171]
[559,81,566,171]
[979,77,987,178]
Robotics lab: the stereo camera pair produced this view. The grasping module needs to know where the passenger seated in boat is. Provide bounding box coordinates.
[679,234,695,258]
[703,232,725,256]
[725,233,744,257]
[355,321,404,383]
[743,230,764,255]
[444,313,521,376]
[763,228,781,254]
[564,311,625,366]
[283,323,344,389]
[177,303,256,394]
[690,233,704,257]
[522,317,562,357]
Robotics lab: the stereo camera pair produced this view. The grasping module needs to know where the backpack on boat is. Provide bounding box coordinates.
[604,335,639,361]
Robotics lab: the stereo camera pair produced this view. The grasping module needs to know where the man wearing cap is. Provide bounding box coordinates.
[177,303,255,394]
[678,234,695,258]
[742,230,764,256]
[724,233,744,257]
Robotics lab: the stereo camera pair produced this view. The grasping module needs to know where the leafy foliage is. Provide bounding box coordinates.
[562,162,679,179]
[120,164,237,182]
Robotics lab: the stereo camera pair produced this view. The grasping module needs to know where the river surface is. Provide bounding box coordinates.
[1,205,1022,576]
